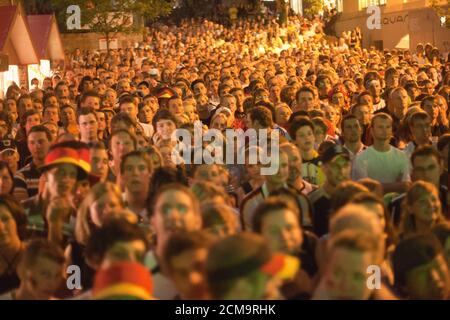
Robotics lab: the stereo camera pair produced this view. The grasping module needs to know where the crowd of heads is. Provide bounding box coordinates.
[0,13,449,300]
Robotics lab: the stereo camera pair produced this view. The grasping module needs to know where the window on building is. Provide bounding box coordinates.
[359,0,387,10]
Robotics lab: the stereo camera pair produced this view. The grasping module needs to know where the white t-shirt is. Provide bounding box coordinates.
[144,251,178,300]
[139,122,154,138]
[373,99,386,112]
[403,140,438,159]
[352,146,411,184]
[0,291,14,300]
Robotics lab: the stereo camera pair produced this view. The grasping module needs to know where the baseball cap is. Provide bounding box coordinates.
[320,144,350,164]
[155,86,176,100]
[149,68,159,77]
[137,81,150,88]
[40,141,91,180]
[0,139,18,155]
[215,106,233,118]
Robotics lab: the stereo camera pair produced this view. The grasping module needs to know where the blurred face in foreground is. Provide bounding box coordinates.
[89,192,123,227]
[403,255,450,300]
[152,190,200,243]
[102,239,147,268]
[168,247,209,299]
[260,208,303,255]
[22,257,65,300]
[322,247,373,300]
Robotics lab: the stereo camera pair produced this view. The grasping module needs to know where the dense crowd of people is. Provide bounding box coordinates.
[0,14,449,300]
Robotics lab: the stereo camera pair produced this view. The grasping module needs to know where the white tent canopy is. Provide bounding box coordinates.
[395,34,410,49]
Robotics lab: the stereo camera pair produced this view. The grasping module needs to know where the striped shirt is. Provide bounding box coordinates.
[13,161,41,201]
[240,182,313,230]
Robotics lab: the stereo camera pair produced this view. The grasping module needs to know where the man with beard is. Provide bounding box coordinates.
[280,143,316,195]
[388,87,410,147]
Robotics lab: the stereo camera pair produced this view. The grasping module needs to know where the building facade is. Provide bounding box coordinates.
[334,0,450,51]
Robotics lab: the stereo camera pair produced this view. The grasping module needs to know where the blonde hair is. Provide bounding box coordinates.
[210,112,230,129]
[75,182,124,245]
[400,181,444,237]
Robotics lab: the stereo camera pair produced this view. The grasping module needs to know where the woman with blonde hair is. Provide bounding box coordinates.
[67,182,138,290]
[399,181,445,239]
[75,182,126,246]
[210,112,229,132]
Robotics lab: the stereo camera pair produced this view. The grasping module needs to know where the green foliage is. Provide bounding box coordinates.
[429,0,450,28]
[302,0,323,19]
[51,0,173,35]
